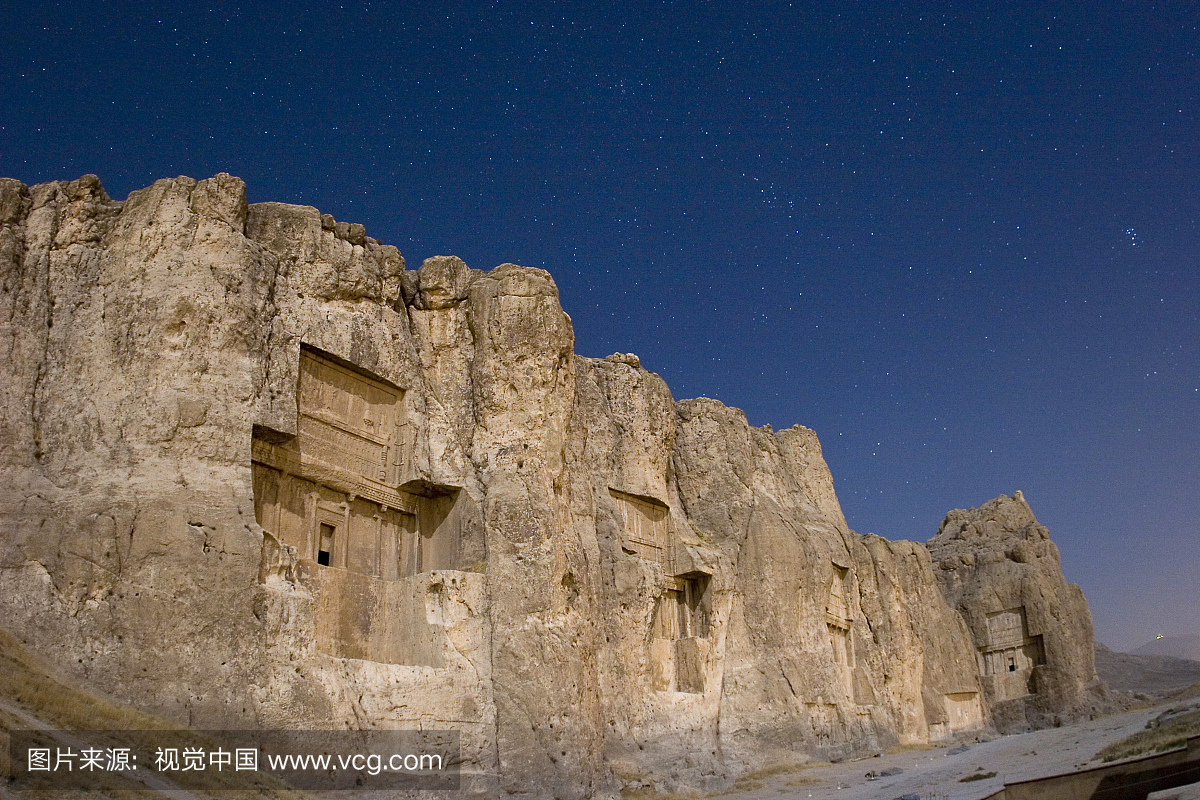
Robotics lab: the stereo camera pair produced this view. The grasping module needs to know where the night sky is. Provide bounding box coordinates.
[3,2,1196,652]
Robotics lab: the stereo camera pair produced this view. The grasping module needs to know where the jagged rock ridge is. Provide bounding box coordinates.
[926,492,1111,732]
[0,174,1106,796]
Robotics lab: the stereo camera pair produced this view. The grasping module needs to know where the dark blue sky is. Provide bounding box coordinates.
[3,2,1196,651]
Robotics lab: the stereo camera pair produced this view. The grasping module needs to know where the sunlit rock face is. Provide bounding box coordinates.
[927,492,1107,732]
[0,174,1102,796]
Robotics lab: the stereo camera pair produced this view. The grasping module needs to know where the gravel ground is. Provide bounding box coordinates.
[713,698,1200,800]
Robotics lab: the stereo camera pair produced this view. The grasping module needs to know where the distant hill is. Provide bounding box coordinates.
[1095,642,1200,694]
[1131,634,1200,661]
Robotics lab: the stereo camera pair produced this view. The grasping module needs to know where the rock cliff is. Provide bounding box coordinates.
[927,492,1106,732]
[0,174,1105,796]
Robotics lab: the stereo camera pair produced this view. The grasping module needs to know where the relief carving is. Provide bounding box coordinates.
[610,489,668,564]
[825,564,855,699]
[252,346,463,664]
[981,606,1046,699]
[651,573,711,694]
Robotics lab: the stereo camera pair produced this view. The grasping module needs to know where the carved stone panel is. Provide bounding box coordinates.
[825,565,853,630]
[251,346,469,666]
[310,568,446,667]
[824,564,856,699]
[828,623,854,698]
[986,607,1029,650]
[651,574,710,693]
[674,637,708,694]
[944,691,984,733]
[253,461,416,578]
[611,489,668,564]
[981,606,1047,700]
[298,347,401,485]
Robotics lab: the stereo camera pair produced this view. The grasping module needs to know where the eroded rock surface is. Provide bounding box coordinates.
[928,492,1107,732]
[0,174,1107,797]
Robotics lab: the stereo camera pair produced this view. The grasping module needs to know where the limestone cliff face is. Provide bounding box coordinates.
[0,174,1101,797]
[927,492,1103,732]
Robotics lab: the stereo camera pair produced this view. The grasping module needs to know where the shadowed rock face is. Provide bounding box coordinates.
[927,492,1105,732]
[0,174,1102,796]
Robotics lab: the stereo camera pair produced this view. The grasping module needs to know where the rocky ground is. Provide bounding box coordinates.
[707,695,1200,800]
